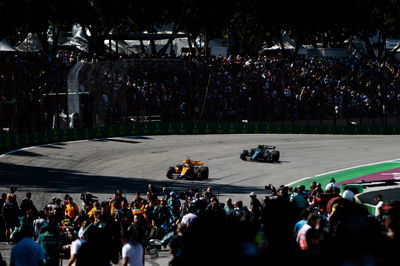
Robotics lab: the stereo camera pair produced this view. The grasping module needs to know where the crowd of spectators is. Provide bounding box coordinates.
[0,51,87,133]
[84,54,400,126]
[0,182,399,266]
[2,51,400,134]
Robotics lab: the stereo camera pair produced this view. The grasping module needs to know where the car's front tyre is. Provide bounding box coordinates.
[166,167,175,179]
[240,150,249,161]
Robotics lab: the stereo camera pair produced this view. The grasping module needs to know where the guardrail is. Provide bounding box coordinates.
[1,122,400,153]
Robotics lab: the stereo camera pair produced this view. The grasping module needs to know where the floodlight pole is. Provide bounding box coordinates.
[200,72,212,119]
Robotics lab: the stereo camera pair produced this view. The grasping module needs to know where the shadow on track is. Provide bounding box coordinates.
[88,136,154,144]
[242,160,284,164]
[90,138,141,144]
[125,136,153,140]
[41,145,64,149]
[0,162,265,196]
[7,150,44,157]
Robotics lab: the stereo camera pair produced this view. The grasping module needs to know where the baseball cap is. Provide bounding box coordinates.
[250,192,256,197]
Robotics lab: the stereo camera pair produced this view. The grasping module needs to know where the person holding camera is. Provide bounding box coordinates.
[81,193,98,213]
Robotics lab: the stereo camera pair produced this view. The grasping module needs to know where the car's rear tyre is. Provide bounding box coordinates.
[166,167,175,179]
[271,151,280,162]
[185,168,194,179]
[200,167,209,180]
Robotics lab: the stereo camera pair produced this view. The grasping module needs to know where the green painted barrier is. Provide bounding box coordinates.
[1,122,400,154]
[341,184,365,195]
[363,204,377,215]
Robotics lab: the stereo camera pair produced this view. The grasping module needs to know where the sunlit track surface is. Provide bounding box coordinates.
[1,134,400,209]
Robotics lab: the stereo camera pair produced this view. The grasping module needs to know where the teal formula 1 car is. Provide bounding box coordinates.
[240,145,280,162]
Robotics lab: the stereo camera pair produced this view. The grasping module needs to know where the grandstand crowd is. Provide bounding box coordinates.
[0,181,399,266]
[0,51,82,132]
[1,51,400,133]
[72,53,400,125]
[1,51,400,265]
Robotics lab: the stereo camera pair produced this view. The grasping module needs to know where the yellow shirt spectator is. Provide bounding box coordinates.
[65,197,79,219]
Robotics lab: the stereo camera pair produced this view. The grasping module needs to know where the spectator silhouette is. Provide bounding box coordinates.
[10,223,44,266]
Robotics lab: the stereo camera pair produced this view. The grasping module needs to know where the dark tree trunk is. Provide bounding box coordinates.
[150,39,157,55]
[159,26,178,56]
[187,34,193,57]
[37,31,49,53]
[139,40,146,55]
[88,36,106,55]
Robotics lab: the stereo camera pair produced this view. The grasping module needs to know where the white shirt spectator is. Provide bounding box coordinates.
[33,218,46,237]
[68,238,86,266]
[70,238,86,256]
[181,213,197,226]
[325,178,339,191]
[342,189,354,201]
[342,187,355,201]
[122,241,144,266]
[375,200,384,217]
[245,59,252,66]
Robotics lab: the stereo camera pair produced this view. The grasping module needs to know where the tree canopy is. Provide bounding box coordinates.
[0,0,399,57]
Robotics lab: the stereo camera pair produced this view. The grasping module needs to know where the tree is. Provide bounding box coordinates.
[1,0,400,58]
[171,0,233,56]
[74,0,128,55]
[126,0,176,55]
[344,0,400,58]
[0,0,22,41]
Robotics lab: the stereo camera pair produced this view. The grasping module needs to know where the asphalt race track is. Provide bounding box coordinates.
[1,134,400,209]
[1,133,400,265]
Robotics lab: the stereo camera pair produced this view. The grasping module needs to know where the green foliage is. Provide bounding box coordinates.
[0,0,400,57]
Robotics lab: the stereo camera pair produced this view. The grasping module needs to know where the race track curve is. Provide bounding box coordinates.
[1,134,399,209]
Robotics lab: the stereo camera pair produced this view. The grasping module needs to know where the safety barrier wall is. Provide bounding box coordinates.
[1,122,400,153]
[362,204,377,215]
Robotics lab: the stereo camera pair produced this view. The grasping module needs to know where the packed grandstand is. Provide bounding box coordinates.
[1,52,400,134]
